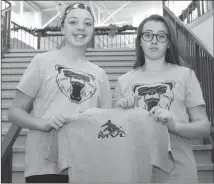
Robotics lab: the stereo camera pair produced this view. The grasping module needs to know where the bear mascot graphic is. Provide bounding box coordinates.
[55,64,97,104]
[132,81,176,111]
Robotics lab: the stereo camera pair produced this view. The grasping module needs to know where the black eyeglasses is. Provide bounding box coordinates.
[141,32,169,43]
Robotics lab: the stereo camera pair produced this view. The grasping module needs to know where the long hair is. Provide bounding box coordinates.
[133,14,182,68]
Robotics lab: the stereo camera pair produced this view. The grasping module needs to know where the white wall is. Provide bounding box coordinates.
[11,11,42,28]
[187,9,213,56]
[132,1,163,27]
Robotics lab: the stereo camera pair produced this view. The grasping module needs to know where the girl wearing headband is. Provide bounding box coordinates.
[8,3,112,183]
[113,14,210,182]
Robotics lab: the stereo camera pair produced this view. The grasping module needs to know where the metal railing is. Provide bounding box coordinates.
[163,1,214,162]
[1,0,11,54]
[10,23,137,50]
[164,0,214,24]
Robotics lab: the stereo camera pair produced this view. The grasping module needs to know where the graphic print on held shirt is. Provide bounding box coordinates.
[132,81,176,111]
[55,64,97,104]
[98,120,126,139]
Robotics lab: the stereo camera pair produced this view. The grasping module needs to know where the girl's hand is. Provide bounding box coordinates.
[39,115,67,132]
[115,94,138,109]
[149,106,178,134]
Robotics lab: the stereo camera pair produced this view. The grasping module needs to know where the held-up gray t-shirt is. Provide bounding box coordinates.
[45,108,174,183]
[16,50,112,177]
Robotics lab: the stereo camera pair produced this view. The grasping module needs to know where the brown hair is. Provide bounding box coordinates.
[133,14,182,68]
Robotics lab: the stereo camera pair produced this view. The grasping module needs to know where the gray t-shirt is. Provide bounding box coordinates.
[113,64,205,182]
[45,108,174,183]
[16,50,112,177]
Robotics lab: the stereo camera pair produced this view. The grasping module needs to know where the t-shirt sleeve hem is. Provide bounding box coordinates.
[186,101,206,108]
[16,86,35,99]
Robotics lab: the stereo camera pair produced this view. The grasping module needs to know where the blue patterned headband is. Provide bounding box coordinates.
[61,3,94,26]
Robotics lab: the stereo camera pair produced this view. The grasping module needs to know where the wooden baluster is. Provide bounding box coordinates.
[91,34,95,48]
[197,1,201,17]
[201,0,205,15]
[182,10,185,21]
[187,6,190,23]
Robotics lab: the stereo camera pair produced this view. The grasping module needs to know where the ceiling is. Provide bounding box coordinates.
[10,1,163,27]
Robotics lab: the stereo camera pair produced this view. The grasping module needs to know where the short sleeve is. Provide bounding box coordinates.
[112,80,124,108]
[99,70,112,109]
[185,69,205,108]
[17,54,44,98]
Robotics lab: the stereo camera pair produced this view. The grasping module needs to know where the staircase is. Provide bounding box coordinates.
[1,49,214,183]
[2,0,214,182]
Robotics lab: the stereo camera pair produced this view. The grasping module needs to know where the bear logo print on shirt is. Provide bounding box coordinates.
[132,81,176,111]
[98,120,126,139]
[55,64,97,104]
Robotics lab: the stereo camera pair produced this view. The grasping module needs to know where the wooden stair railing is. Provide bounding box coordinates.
[1,0,11,55]
[163,0,214,24]
[178,0,214,24]
[163,1,214,163]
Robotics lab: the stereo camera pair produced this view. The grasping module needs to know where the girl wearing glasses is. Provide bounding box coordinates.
[8,3,112,183]
[113,14,210,183]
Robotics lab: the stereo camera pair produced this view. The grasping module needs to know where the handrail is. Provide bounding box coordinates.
[163,2,214,163]
[11,21,38,36]
[178,0,213,24]
[1,5,12,14]
[1,0,11,54]
[164,0,213,24]
[163,4,213,58]
[1,124,22,164]
[1,123,22,183]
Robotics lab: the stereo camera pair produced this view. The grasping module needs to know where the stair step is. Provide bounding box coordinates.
[3,53,135,61]
[6,48,135,56]
[1,79,117,90]
[2,57,33,62]
[11,169,214,183]
[12,171,25,183]
[2,129,28,136]
[2,56,135,63]
[1,73,120,82]
[197,164,214,170]
[2,89,121,110]
[13,148,25,166]
[1,75,22,82]
[11,145,213,167]
[1,75,118,84]
[1,61,134,68]
[198,170,214,183]
[1,73,119,99]
[193,145,212,166]
[11,144,213,165]
[1,122,12,130]
[2,130,28,147]
[1,67,132,75]
[2,111,9,120]
[1,84,117,98]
